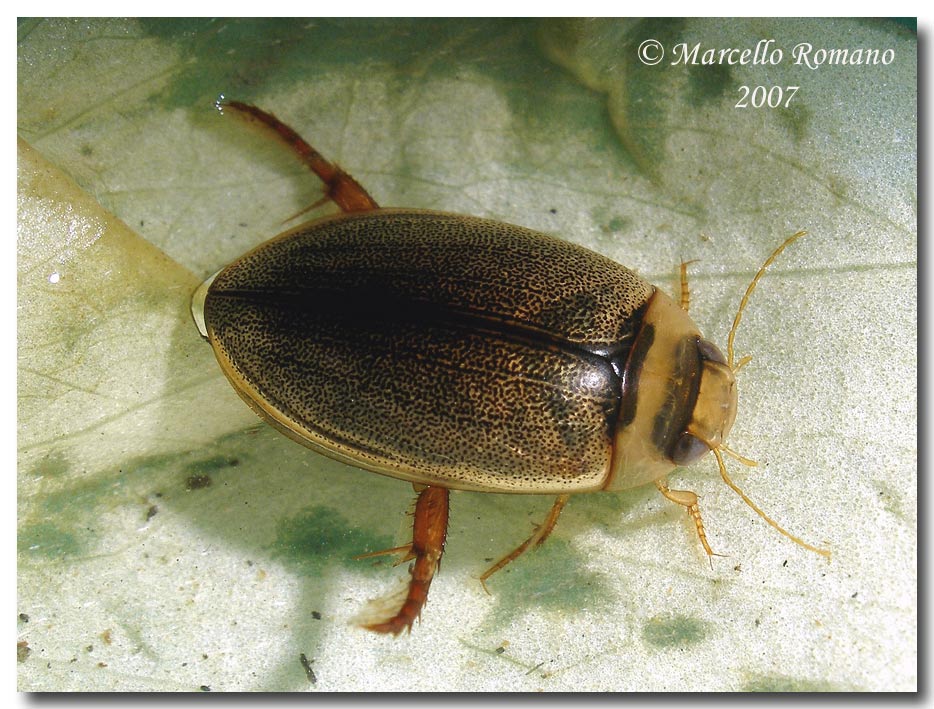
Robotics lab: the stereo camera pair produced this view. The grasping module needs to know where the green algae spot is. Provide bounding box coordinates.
[37,470,134,519]
[778,102,812,143]
[185,454,240,476]
[687,62,733,106]
[18,522,83,559]
[642,613,708,648]
[483,535,612,629]
[185,474,212,491]
[139,18,545,112]
[182,454,240,491]
[28,450,70,480]
[873,479,908,520]
[269,505,392,576]
[604,215,630,234]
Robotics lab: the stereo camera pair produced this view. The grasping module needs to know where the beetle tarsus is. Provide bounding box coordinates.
[479,494,570,592]
[220,100,380,214]
[654,478,723,561]
[362,485,449,635]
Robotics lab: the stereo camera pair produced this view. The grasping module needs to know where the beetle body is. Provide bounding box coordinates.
[194,209,736,497]
[193,101,824,635]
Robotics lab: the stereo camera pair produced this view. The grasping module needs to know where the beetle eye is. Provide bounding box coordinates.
[671,433,710,465]
[697,338,727,365]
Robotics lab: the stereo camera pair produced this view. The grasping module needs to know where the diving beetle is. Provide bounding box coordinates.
[191,101,828,635]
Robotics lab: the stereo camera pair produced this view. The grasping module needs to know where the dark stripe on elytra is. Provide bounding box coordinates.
[209,285,638,378]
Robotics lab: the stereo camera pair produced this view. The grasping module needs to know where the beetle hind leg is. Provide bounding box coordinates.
[361,485,449,635]
[654,478,724,564]
[219,100,380,213]
[478,494,570,593]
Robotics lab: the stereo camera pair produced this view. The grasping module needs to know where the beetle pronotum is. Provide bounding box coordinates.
[192,101,829,635]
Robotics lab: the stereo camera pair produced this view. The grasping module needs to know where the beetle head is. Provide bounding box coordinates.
[668,338,738,466]
[609,289,730,489]
[610,231,828,559]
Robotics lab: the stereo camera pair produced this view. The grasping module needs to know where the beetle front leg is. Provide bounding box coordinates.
[654,478,724,564]
[679,259,699,312]
[219,100,380,213]
[479,494,570,593]
[362,485,449,635]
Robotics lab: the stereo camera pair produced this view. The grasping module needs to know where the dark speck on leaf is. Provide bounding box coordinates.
[300,653,317,684]
[186,474,212,491]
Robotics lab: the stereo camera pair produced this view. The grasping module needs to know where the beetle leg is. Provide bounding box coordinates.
[363,485,449,635]
[219,100,380,213]
[679,259,699,312]
[478,494,570,594]
[654,478,723,564]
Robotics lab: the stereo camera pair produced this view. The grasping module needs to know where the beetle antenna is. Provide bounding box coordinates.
[719,443,758,467]
[713,448,830,558]
[732,355,753,374]
[727,231,807,369]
